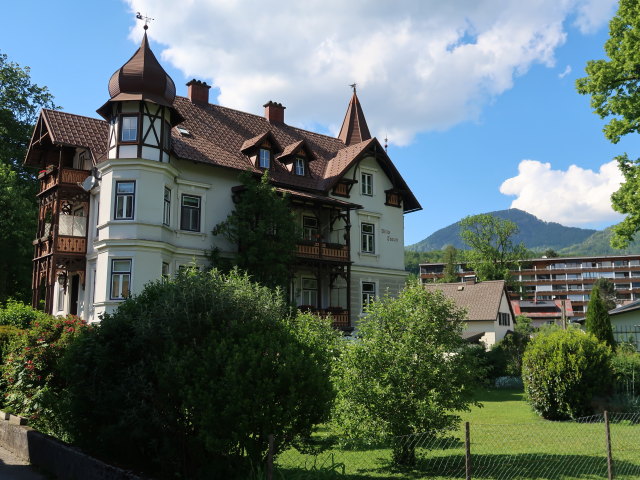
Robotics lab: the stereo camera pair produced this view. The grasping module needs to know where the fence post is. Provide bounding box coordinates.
[465,421,472,480]
[267,434,274,480]
[604,411,613,480]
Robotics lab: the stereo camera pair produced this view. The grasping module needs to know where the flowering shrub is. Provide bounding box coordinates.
[1,314,89,435]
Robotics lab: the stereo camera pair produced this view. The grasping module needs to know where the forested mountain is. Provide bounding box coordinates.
[407,209,597,252]
[558,227,640,256]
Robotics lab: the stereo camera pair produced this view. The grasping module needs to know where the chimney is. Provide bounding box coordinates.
[264,101,285,123]
[187,79,211,105]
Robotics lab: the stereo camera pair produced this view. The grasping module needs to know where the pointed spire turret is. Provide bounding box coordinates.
[338,87,371,146]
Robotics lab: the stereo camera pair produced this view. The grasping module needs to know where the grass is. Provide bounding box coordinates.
[275,388,640,479]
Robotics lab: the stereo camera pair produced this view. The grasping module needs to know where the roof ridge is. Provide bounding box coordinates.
[43,108,106,123]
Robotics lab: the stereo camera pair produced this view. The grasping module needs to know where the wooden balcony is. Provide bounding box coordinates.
[296,241,349,262]
[38,167,90,194]
[33,235,86,258]
[299,307,350,329]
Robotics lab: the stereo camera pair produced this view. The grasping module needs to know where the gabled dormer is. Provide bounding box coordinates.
[240,131,282,170]
[278,140,317,177]
[96,29,183,163]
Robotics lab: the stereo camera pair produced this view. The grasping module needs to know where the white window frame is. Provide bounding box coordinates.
[294,157,305,176]
[120,115,138,143]
[361,222,375,253]
[110,259,132,300]
[303,216,318,241]
[114,181,135,220]
[301,278,318,307]
[362,282,376,311]
[163,186,171,226]
[361,172,373,196]
[180,194,201,232]
[259,148,271,169]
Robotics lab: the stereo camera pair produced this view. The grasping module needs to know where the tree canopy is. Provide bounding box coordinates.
[332,282,481,465]
[576,0,640,248]
[0,52,56,303]
[459,214,528,281]
[212,171,298,290]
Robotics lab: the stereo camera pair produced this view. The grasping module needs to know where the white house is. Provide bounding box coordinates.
[423,279,515,348]
[24,31,421,329]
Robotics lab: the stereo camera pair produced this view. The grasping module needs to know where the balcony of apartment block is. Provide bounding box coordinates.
[33,214,88,259]
[37,165,90,196]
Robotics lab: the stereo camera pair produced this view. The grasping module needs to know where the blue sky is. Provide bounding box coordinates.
[3,0,638,246]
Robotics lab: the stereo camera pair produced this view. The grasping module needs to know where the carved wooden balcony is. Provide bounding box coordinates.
[38,167,90,194]
[299,307,350,329]
[296,241,349,262]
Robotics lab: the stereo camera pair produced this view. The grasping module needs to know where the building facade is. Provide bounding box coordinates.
[24,32,420,328]
[420,254,640,317]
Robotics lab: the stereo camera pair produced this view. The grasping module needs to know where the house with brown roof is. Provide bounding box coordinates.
[423,280,515,348]
[23,30,420,328]
[510,299,573,328]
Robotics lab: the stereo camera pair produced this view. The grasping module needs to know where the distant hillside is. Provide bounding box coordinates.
[407,209,597,252]
[558,227,640,256]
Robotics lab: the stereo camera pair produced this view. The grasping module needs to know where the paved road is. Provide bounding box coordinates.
[0,445,46,480]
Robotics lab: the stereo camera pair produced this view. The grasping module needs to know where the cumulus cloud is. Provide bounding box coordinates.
[126,0,613,145]
[500,160,624,226]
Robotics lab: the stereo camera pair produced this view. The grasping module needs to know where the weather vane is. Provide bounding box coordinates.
[136,12,154,30]
[349,82,357,93]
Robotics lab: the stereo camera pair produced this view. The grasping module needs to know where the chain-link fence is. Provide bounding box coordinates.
[271,412,640,479]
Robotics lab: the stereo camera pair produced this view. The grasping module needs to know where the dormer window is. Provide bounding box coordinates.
[259,148,271,168]
[294,157,305,176]
[120,115,138,142]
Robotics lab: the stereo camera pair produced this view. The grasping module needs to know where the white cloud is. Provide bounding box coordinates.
[559,65,572,78]
[125,0,613,145]
[573,0,617,33]
[500,159,624,226]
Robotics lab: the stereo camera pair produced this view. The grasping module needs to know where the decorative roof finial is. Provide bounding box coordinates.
[136,12,154,30]
[349,82,357,94]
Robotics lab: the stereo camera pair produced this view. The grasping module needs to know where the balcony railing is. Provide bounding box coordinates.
[299,307,350,329]
[296,241,349,262]
[38,167,90,194]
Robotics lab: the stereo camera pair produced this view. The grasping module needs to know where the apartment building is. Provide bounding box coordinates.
[420,254,640,316]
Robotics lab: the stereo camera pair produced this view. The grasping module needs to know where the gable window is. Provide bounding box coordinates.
[114,181,135,220]
[294,157,305,176]
[498,312,510,326]
[163,187,171,226]
[361,172,373,196]
[259,148,271,169]
[303,216,318,241]
[301,278,318,307]
[361,222,375,253]
[110,259,131,300]
[120,116,138,142]
[362,282,376,310]
[180,194,201,232]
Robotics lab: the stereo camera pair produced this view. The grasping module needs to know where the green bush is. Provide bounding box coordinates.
[0,299,48,329]
[611,348,640,396]
[1,314,88,435]
[522,329,613,420]
[58,269,338,479]
[332,283,481,466]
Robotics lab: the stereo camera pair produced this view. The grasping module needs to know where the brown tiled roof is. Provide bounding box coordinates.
[27,95,421,212]
[44,109,108,157]
[423,280,508,322]
[275,187,361,209]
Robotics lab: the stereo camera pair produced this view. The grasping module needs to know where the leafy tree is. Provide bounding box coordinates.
[0,164,37,303]
[332,282,481,466]
[1,52,56,178]
[593,278,617,310]
[440,244,459,283]
[543,248,559,258]
[522,328,613,420]
[0,53,56,302]
[58,269,337,479]
[212,171,298,290]
[575,0,640,248]
[586,285,616,348]
[459,214,528,281]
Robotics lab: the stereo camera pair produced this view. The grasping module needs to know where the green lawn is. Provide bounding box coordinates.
[275,388,640,479]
